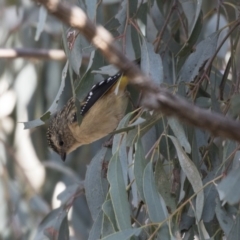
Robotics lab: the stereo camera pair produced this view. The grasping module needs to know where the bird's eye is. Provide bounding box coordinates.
[59,140,64,146]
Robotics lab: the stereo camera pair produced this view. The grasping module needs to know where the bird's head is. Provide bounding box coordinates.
[46,99,80,161]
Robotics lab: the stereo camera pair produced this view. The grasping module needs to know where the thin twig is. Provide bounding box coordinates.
[0,48,66,60]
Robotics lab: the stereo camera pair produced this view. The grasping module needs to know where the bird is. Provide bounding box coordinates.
[46,71,129,161]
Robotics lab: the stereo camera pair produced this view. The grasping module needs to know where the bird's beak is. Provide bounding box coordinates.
[61,152,66,161]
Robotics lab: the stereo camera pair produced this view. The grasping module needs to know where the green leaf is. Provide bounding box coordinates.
[179,32,220,82]
[169,136,204,221]
[107,152,131,230]
[215,198,234,236]
[88,210,103,240]
[92,64,118,76]
[230,94,240,117]
[42,161,81,182]
[131,25,141,58]
[143,162,170,238]
[168,117,191,154]
[86,0,97,21]
[101,228,142,240]
[35,207,67,240]
[58,216,69,240]
[115,0,127,34]
[85,148,109,220]
[217,165,240,205]
[75,50,96,99]
[102,212,116,237]
[35,6,47,41]
[177,11,203,58]
[68,34,83,75]
[141,40,163,85]
[134,139,147,201]
[57,184,82,206]
[228,213,240,240]
[155,160,177,213]
[23,61,68,129]
[127,146,139,207]
[112,112,134,186]
[102,199,118,232]
[179,0,202,37]
[143,162,168,222]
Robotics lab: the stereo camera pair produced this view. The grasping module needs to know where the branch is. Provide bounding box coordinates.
[0,48,66,60]
[36,0,240,142]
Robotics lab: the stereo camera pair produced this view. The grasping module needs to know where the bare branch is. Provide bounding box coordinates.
[0,48,66,60]
[36,0,240,142]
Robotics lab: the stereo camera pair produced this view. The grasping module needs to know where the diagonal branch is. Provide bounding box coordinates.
[36,0,240,142]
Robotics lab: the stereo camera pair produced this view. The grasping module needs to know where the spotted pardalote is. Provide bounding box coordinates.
[47,72,129,161]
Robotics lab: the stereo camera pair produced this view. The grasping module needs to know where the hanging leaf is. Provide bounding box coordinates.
[107,152,131,230]
[23,61,69,129]
[179,32,220,82]
[169,136,204,221]
[141,40,163,85]
[85,148,109,220]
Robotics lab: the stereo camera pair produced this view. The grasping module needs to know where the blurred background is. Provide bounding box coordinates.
[0,0,240,239]
[0,1,96,239]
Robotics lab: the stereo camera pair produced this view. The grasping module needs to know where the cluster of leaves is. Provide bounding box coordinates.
[1,0,240,239]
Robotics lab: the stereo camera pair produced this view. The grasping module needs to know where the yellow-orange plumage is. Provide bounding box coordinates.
[47,73,129,161]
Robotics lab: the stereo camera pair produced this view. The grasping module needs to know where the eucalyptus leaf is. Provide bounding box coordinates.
[23,61,68,129]
[34,208,67,240]
[101,228,142,240]
[215,198,234,236]
[141,40,163,85]
[179,0,202,37]
[168,117,191,154]
[102,213,116,237]
[88,210,103,240]
[107,152,131,230]
[169,136,204,221]
[143,162,168,222]
[155,160,177,213]
[102,199,118,231]
[58,216,69,240]
[217,165,240,205]
[134,139,147,201]
[86,0,97,21]
[35,6,47,41]
[143,162,170,238]
[85,148,109,220]
[115,0,127,34]
[179,32,220,82]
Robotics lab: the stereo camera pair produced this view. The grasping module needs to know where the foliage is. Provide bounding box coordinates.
[1,0,240,239]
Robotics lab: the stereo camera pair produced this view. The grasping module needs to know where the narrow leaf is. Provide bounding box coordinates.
[85,148,109,220]
[101,228,142,240]
[168,117,191,153]
[143,162,168,222]
[134,139,147,201]
[23,61,68,129]
[86,0,97,21]
[102,199,118,231]
[35,6,47,41]
[107,152,131,230]
[179,0,202,37]
[215,198,234,237]
[141,40,163,85]
[217,165,240,205]
[88,210,103,240]
[115,0,127,34]
[179,32,220,82]
[169,136,204,221]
